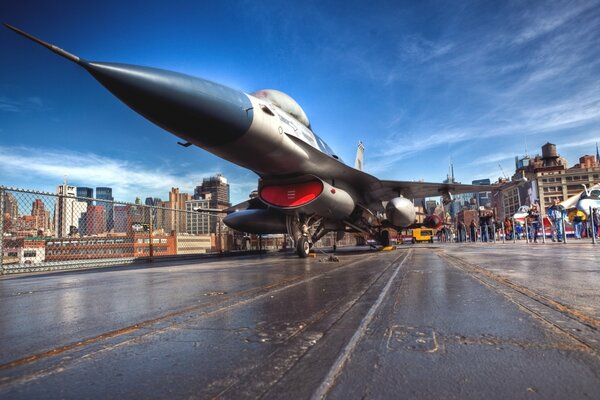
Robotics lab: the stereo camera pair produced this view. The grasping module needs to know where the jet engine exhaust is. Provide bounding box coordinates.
[423,214,444,229]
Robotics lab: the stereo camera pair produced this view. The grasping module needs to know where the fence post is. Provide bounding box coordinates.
[512,218,517,243]
[541,212,546,244]
[590,207,596,245]
[149,206,154,258]
[524,218,529,244]
[218,215,222,253]
[562,213,568,244]
[0,187,4,275]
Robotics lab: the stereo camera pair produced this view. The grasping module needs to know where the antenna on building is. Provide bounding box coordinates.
[596,142,599,163]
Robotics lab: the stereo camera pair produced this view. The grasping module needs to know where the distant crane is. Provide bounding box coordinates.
[498,164,508,180]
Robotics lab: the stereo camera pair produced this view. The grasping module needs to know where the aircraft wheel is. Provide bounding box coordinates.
[297,237,310,258]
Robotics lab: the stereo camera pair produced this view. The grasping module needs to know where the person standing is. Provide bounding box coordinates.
[594,209,600,239]
[571,210,585,239]
[547,199,563,242]
[457,221,466,242]
[528,204,541,243]
[480,217,489,242]
[503,217,513,240]
[469,220,477,242]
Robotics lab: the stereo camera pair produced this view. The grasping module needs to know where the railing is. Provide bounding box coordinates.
[450,210,597,245]
[0,186,265,274]
[3,186,597,274]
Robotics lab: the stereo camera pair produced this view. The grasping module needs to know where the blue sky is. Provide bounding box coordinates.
[1,0,599,205]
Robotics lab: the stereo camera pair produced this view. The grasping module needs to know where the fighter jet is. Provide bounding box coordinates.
[560,183,600,216]
[6,24,494,257]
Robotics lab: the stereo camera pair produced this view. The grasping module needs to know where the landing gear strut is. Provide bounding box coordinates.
[287,215,330,258]
[377,230,390,247]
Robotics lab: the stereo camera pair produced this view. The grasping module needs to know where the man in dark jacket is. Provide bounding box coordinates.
[469,220,477,242]
[528,204,542,243]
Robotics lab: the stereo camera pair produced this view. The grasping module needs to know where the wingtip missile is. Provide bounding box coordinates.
[4,23,85,65]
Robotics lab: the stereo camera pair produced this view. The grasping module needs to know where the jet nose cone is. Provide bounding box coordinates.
[84,62,253,147]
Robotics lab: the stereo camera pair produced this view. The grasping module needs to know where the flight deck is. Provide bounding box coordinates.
[1,244,600,399]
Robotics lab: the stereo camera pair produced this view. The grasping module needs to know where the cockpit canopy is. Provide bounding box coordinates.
[252,89,311,129]
[583,189,600,199]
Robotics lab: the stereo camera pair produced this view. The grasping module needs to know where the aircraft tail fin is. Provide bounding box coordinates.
[354,141,365,171]
[4,23,84,65]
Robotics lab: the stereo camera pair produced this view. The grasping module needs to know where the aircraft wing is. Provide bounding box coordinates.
[369,180,497,201]
[278,137,497,205]
[559,183,600,209]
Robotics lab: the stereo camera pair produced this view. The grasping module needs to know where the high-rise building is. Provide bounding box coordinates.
[194,174,230,233]
[31,199,50,232]
[144,197,161,228]
[2,192,19,232]
[472,179,492,208]
[85,205,107,235]
[155,188,192,233]
[144,197,162,206]
[55,184,87,237]
[95,187,113,201]
[194,174,230,208]
[96,187,114,232]
[76,187,94,204]
[74,187,94,233]
[186,199,211,234]
[113,205,129,233]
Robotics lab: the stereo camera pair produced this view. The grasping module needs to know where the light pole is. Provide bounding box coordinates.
[0,187,4,274]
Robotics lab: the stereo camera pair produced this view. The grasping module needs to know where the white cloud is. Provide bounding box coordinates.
[558,136,600,150]
[469,152,516,166]
[0,146,218,201]
[228,178,259,204]
[0,96,47,113]
[512,1,595,44]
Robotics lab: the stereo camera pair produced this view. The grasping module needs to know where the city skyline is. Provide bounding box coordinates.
[1,1,600,205]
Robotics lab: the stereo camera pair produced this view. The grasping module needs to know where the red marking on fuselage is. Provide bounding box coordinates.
[260,180,323,207]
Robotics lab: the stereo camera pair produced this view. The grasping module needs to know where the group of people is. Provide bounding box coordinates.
[436,199,599,243]
[454,218,501,243]
[500,200,561,242]
[544,198,600,241]
[496,199,599,242]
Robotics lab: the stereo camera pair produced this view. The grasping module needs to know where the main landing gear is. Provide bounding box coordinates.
[287,215,330,258]
[296,237,310,258]
[377,230,390,247]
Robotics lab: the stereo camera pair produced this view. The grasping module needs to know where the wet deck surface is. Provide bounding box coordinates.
[1,244,600,399]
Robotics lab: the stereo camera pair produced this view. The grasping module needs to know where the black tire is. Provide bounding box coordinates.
[297,237,310,258]
[412,238,416,244]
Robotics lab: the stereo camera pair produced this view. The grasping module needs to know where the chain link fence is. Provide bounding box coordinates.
[0,186,264,274]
